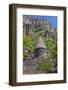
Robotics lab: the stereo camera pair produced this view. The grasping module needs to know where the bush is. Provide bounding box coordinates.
[36,63,52,73]
[33,26,43,32]
[23,35,35,50]
[23,35,35,59]
[43,38,57,59]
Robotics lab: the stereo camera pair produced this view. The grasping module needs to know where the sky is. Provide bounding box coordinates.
[32,15,57,28]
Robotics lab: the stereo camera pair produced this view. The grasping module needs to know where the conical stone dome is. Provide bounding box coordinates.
[36,36,46,49]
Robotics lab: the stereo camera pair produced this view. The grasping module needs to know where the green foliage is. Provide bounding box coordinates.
[44,38,57,59]
[23,35,36,59]
[36,63,52,72]
[23,35,35,50]
[33,26,43,32]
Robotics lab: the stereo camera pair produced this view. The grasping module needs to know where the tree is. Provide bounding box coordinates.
[23,35,35,51]
[44,38,57,60]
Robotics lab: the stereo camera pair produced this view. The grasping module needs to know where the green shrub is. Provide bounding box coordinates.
[33,26,43,32]
[36,63,52,73]
[23,35,35,50]
[43,38,57,59]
